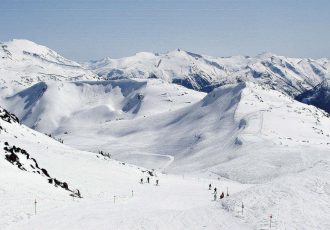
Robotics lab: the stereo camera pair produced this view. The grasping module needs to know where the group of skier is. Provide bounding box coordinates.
[140,177,159,186]
[209,183,228,201]
[139,178,228,199]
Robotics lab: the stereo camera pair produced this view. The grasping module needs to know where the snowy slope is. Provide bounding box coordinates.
[56,82,330,181]
[0,106,252,230]
[2,79,205,134]
[4,80,330,182]
[52,81,330,229]
[2,81,330,229]
[0,39,97,93]
[222,160,330,230]
[85,50,330,96]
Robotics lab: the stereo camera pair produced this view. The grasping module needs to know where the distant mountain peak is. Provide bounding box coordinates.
[0,39,97,88]
[256,51,277,59]
[86,48,329,95]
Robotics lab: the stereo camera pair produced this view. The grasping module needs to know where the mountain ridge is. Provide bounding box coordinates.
[296,79,330,113]
[0,39,97,93]
[84,48,330,96]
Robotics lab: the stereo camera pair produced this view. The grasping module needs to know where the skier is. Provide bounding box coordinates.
[140,178,143,184]
[208,184,212,190]
[156,179,159,186]
[147,177,150,183]
[76,189,81,198]
[214,187,217,194]
[213,193,217,201]
[219,192,224,199]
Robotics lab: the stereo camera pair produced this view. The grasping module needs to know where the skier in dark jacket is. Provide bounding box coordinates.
[140,178,143,184]
[147,177,150,183]
[209,184,212,190]
[214,187,217,194]
[219,192,224,199]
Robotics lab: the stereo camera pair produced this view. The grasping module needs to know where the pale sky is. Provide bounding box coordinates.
[1,0,329,61]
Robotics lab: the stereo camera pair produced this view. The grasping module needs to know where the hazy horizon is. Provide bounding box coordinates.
[1,0,330,61]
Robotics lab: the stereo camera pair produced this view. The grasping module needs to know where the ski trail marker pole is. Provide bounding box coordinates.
[241,202,244,215]
[34,199,37,216]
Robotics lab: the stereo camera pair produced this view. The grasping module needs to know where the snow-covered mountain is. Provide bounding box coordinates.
[2,81,330,229]
[2,39,330,229]
[2,79,205,134]
[85,49,330,96]
[0,39,97,93]
[59,81,330,182]
[5,78,330,181]
[296,79,330,113]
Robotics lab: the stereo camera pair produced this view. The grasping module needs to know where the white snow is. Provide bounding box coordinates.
[1,39,330,229]
[0,109,251,230]
[0,39,97,92]
[2,81,330,229]
[85,49,330,95]
[2,79,205,134]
